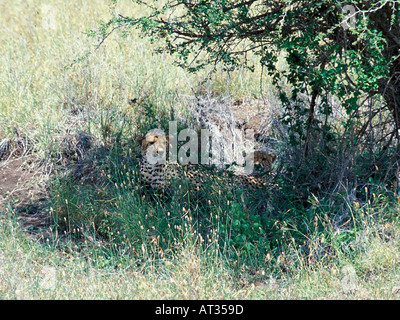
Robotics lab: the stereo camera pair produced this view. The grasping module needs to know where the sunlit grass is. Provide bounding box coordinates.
[1,204,400,299]
[1,0,400,300]
[0,0,268,143]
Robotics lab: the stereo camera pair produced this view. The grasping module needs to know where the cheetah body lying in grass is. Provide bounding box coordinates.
[137,131,276,190]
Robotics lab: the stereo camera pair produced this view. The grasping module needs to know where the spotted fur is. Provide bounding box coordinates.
[137,131,276,190]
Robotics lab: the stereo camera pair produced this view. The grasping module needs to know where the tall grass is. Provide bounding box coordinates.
[1,0,400,300]
[2,192,400,299]
[0,0,265,143]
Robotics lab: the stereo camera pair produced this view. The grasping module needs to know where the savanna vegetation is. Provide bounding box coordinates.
[1,0,400,299]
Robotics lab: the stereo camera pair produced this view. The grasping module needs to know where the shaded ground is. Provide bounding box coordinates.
[0,157,50,231]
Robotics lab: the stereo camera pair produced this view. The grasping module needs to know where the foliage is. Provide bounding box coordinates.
[90,1,399,143]
[73,0,400,268]
[3,0,400,299]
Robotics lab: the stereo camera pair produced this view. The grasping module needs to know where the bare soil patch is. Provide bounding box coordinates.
[0,157,50,230]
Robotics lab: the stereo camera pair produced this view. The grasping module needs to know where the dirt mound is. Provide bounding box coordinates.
[0,158,33,203]
[0,157,50,231]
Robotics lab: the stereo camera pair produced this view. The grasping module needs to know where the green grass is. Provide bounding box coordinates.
[1,198,400,299]
[1,0,400,300]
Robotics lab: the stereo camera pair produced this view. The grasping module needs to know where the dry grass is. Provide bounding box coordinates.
[1,0,400,300]
[1,210,400,299]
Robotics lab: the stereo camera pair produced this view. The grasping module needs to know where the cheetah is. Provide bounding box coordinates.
[137,130,276,190]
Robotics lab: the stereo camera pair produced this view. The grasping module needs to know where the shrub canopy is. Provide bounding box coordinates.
[91,0,400,166]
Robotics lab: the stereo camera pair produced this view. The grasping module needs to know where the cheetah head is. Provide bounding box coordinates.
[253,150,277,172]
[136,130,169,164]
